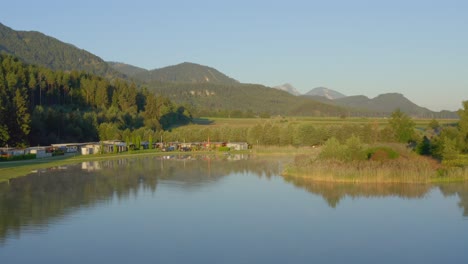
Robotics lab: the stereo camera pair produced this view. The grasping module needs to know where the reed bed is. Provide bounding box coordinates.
[283,152,468,183]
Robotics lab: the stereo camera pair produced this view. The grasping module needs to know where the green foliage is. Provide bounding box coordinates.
[0,153,36,162]
[442,138,459,161]
[148,135,154,149]
[319,137,348,160]
[218,146,230,152]
[319,136,367,161]
[0,23,124,79]
[147,81,348,118]
[344,135,366,161]
[458,101,468,153]
[136,135,142,150]
[388,109,415,143]
[416,136,432,156]
[366,147,399,161]
[428,119,440,131]
[131,62,239,84]
[0,54,192,147]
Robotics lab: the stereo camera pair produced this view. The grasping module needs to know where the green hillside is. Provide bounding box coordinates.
[0,54,190,147]
[334,93,457,118]
[0,23,124,79]
[108,61,148,77]
[147,82,348,117]
[132,62,239,84]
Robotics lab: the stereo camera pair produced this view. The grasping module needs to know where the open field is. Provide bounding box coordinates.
[194,116,458,129]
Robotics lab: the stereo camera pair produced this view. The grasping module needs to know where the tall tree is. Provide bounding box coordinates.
[388,109,415,143]
[458,101,468,153]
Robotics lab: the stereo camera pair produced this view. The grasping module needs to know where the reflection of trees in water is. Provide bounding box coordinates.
[438,182,468,216]
[0,155,287,243]
[283,175,432,208]
[0,164,154,244]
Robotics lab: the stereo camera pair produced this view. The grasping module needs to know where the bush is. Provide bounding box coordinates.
[319,137,347,160]
[344,135,366,161]
[218,146,230,152]
[366,147,399,161]
[319,136,367,161]
[0,153,36,162]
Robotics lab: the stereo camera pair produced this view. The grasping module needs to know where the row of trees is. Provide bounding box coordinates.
[0,54,191,147]
[160,106,468,162]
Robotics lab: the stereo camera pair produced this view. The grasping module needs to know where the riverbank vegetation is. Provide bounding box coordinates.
[283,103,468,183]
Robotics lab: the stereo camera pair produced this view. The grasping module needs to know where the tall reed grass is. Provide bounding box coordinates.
[283,146,468,183]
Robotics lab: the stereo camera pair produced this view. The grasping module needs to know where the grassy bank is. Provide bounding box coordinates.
[283,145,468,183]
[0,149,244,183]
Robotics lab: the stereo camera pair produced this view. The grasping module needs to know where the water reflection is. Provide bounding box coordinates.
[0,154,285,244]
[283,175,431,208]
[1,154,468,246]
[283,175,468,216]
[438,182,468,217]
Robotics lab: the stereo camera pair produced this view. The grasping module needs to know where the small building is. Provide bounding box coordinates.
[102,140,127,152]
[0,147,24,157]
[227,142,249,151]
[51,143,85,153]
[25,147,51,158]
[81,143,101,155]
[141,141,150,150]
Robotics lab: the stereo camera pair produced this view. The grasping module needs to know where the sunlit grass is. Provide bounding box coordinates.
[283,146,468,183]
[196,116,457,129]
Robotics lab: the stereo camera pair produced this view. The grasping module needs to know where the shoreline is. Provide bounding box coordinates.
[0,150,251,183]
[2,146,467,184]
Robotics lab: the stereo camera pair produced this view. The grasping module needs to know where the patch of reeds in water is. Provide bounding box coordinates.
[284,153,468,183]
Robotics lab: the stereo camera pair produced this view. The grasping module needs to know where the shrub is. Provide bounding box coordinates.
[344,135,366,161]
[319,136,367,161]
[0,154,36,162]
[319,137,347,160]
[218,146,230,152]
[366,146,399,161]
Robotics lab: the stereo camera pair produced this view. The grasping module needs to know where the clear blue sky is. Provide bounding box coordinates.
[2,0,467,111]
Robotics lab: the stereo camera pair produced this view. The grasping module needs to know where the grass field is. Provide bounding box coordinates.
[193,116,458,129]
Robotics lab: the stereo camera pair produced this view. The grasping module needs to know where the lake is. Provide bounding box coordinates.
[1,154,467,263]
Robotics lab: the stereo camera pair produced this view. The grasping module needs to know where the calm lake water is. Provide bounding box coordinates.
[1,154,467,264]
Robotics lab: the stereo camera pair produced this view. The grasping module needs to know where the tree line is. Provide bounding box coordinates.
[163,106,468,162]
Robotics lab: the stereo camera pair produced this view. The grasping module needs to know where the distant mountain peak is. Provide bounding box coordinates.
[273,83,301,96]
[305,87,346,100]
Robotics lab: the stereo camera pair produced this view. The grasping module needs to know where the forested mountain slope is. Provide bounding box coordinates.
[0,23,124,79]
[0,54,190,147]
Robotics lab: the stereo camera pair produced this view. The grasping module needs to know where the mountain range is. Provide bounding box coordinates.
[109,61,239,84]
[0,22,458,118]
